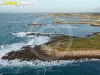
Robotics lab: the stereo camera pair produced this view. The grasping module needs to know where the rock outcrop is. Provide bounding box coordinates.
[2,34,100,61]
[2,45,100,61]
[27,22,42,26]
[1,35,72,61]
[90,23,100,26]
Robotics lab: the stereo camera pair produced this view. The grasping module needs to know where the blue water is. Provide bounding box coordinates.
[0,13,100,75]
[0,60,100,75]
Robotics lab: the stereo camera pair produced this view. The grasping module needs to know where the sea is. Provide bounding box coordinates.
[0,13,100,75]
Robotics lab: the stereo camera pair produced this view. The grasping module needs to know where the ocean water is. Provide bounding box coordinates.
[0,13,100,75]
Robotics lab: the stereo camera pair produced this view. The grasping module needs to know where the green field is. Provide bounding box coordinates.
[50,35,100,51]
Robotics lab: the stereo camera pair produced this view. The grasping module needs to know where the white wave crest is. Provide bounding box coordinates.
[0,43,100,67]
[27,36,50,47]
[12,32,29,37]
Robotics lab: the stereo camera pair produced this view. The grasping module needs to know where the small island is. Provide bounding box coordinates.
[27,22,42,26]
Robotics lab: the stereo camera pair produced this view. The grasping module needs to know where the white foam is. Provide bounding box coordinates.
[0,35,50,57]
[0,44,100,67]
[12,32,58,38]
[0,34,51,67]
[0,59,75,67]
[0,43,26,58]
[26,36,50,47]
[0,39,76,67]
[12,32,40,37]
[34,36,49,45]
[0,44,75,67]
[0,43,26,67]
[12,32,28,37]
[0,58,100,67]
[1,32,100,67]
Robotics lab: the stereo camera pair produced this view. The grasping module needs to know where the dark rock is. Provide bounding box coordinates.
[86,32,100,38]
[1,35,77,61]
[0,64,2,67]
[2,46,38,61]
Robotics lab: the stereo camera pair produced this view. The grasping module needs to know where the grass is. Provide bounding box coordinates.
[49,41,68,51]
[50,35,100,51]
[71,35,100,50]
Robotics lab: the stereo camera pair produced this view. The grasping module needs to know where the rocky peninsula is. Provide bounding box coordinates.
[2,33,100,61]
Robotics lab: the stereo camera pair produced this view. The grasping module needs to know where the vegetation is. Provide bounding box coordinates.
[71,35,100,50]
[50,35,100,51]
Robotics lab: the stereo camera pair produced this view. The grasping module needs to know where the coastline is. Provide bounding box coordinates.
[52,20,93,24]
[2,32,100,61]
[52,20,100,26]
[1,13,100,61]
[2,45,100,61]
[29,13,100,26]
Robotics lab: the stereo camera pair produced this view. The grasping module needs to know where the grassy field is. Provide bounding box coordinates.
[50,35,100,51]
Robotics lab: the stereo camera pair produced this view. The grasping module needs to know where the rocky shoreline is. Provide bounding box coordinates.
[28,13,100,26]
[2,32,100,61]
[90,23,100,26]
[2,35,72,61]
[52,20,100,26]
[2,45,100,61]
[86,32,100,38]
[36,13,100,20]
[25,32,65,37]
[52,20,93,24]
